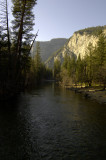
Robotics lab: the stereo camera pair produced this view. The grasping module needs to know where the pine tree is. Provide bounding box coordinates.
[54,58,61,80]
[62,53,69,69]
[94,31,106,88]
[96,31,106,66]
[12,0,37,55]
[85,43,94,86]
[34,42,41,72]
[0,0,10,54]
[76,54,84,86]
[31,42,42,83]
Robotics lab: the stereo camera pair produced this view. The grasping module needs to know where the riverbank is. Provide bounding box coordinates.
[66,86,106,104]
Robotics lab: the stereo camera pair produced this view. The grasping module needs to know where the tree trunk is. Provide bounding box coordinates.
[6,0,11,54]
[16,0,26,56]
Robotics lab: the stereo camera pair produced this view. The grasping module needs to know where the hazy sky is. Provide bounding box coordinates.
[8,0,106,41]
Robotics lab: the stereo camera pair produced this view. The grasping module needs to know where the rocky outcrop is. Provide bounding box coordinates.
[63,33,98,58]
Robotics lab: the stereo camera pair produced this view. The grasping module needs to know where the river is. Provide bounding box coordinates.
[0,83,106,160]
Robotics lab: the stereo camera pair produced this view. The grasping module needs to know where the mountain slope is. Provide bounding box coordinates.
[31,38,67,62]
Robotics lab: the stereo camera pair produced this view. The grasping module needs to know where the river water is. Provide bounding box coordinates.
[0,83,106,160]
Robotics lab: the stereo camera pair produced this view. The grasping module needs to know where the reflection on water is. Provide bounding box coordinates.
[0,83,106,160]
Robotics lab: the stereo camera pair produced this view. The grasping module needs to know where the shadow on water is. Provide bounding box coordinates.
[0,82,106,160]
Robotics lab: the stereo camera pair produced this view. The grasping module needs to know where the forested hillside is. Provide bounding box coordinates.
[75,25,106,36]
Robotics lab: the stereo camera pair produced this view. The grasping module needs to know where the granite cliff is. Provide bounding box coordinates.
[45,26,106,68]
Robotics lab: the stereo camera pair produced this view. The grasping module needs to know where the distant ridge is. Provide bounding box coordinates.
[31,38,68,62]
[75,25,106,36]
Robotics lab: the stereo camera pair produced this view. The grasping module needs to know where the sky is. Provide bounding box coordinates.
[8,0,106,41]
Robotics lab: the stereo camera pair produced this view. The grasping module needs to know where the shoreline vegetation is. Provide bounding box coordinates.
[64,85,106,104]
[53,29,106,104]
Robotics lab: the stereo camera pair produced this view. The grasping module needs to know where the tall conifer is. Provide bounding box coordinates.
[12,0,37,55]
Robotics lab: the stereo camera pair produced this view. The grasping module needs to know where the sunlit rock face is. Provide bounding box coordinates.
[58,29,106,59]
[63,33,98,58]
[45,27,106,68]
[46,33,99,67]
